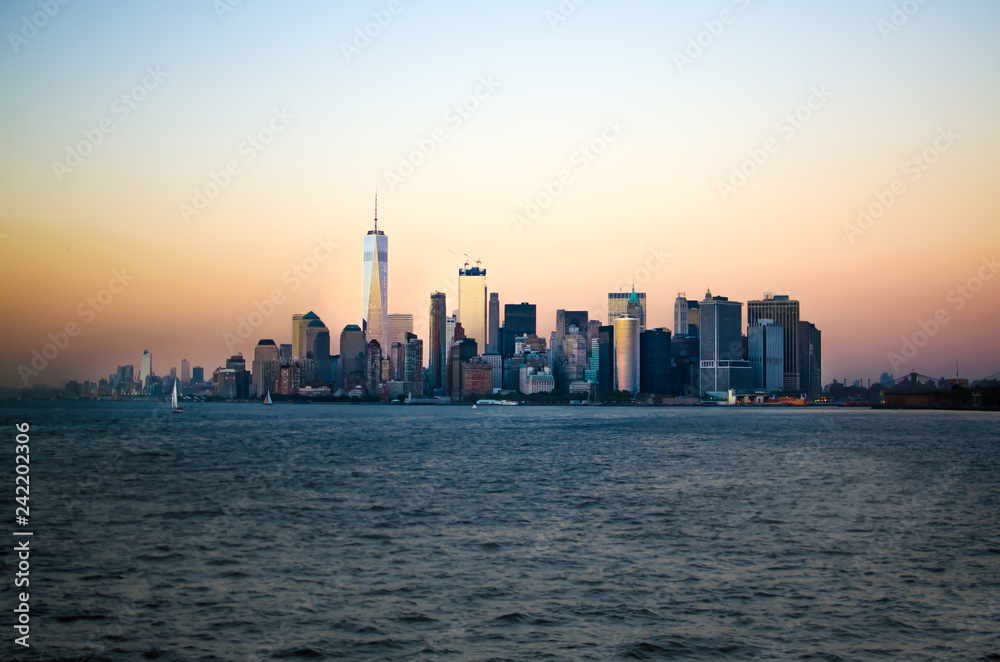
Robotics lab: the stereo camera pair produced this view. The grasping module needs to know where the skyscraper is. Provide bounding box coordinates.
[614,315,639,394]
[339,324,367,389]
[139,350,152,389]
[252,339,280,397]
[748,320,784,391]
[608,286,646,332]
[292,311,320,361]
[429,293,447,393]
[386,313,413,378]
[640,328,672,395]
[748,294,801,390]
[180,358,190,385]
[488,292,500,354]
[597,325,614,392]
[365,340,383,394]
[699,291,751,394]
[798,321,822,401]
[674,293,689,336]
[502,302,536,358]
[362,196,389,351]
[458,265,487,350]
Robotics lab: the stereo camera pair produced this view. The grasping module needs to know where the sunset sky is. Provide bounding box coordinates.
[2,0,999,388]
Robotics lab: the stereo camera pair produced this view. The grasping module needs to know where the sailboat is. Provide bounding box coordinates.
[263,390,273,405]
[170,380,183,413]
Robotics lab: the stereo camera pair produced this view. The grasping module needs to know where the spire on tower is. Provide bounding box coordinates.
[373,188,378,233]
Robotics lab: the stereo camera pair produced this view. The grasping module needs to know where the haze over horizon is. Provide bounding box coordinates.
[2,0,999,389]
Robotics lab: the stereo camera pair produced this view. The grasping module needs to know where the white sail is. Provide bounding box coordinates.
[171,381,182,412]
[264,390,273,405]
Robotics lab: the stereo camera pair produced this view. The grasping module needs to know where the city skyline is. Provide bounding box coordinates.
[3,1,1000,388]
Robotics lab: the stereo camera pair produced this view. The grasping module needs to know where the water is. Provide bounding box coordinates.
[2,403,999,661]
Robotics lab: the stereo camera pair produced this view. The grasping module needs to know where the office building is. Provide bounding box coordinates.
[461,360,494,399]
[387,313,413,379]
[488,293,500,353]
[670,335,699,397]
[365,340,383,394]
[502,302,536,358]
[614,315,639,393]
[748,294,801,390]
[699,291,751,394]
[640,328,672,395]
[292,312,319,361]
[278,344,292,365]
[180,359,190,385]
[403,333,424,385]
[798,321,822,401]
[482,351,503,391]
[609,287,646,332]
[139,350,152,388]
[192,366,204,384]
[674,293,689,336]
[362,198,389,351]
[340,325,367,388]
[252,339,280,397]
[429,293,447,393]
[748,321,784,391]
[458,265,487,349]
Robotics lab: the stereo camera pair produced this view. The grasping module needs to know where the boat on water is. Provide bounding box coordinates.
[475,399,519,406]
[170,381,183,413]
[263,390,273,405]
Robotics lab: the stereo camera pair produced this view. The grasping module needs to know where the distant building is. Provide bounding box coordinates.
[180,359,190,385]
[748,321,784,391]
[339,325,367,388]
[482,351,503,391]
[699,291,751,395]
[639,328,672,395]
[609,286,646,332]
[614,315,639,393]
[191,366,204,384]
[670,335,699,397]
[674,293,689,336]
[686,299,700,338]
[366,340,383,394]
[292,312,320,361]
[488,293,500,354]
[139,350,152,389]
[252,339,280,397]
[449,337,478,400]
[278,344,293,365]
[458,266,487,350]
[502,303,536,358]
[387,313,413,379]
[520,366,555,395]
[798,321,822,400]
[429,293,448,394]
[225,354,251,399]
[402,333,423,385]
[362,202,389,351]
[461,361,494,399]
[597,325,615,392]
[748,294,801,390]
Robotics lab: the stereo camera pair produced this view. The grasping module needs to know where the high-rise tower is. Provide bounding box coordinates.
[458,264,487,350]
[747,294,800,390]
[429,293,447,393]
[613,315,639,394]
[362,193,389,351]
[609,285,646,332]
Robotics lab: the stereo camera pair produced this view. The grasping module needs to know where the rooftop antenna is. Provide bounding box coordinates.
[373,188,378,232]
